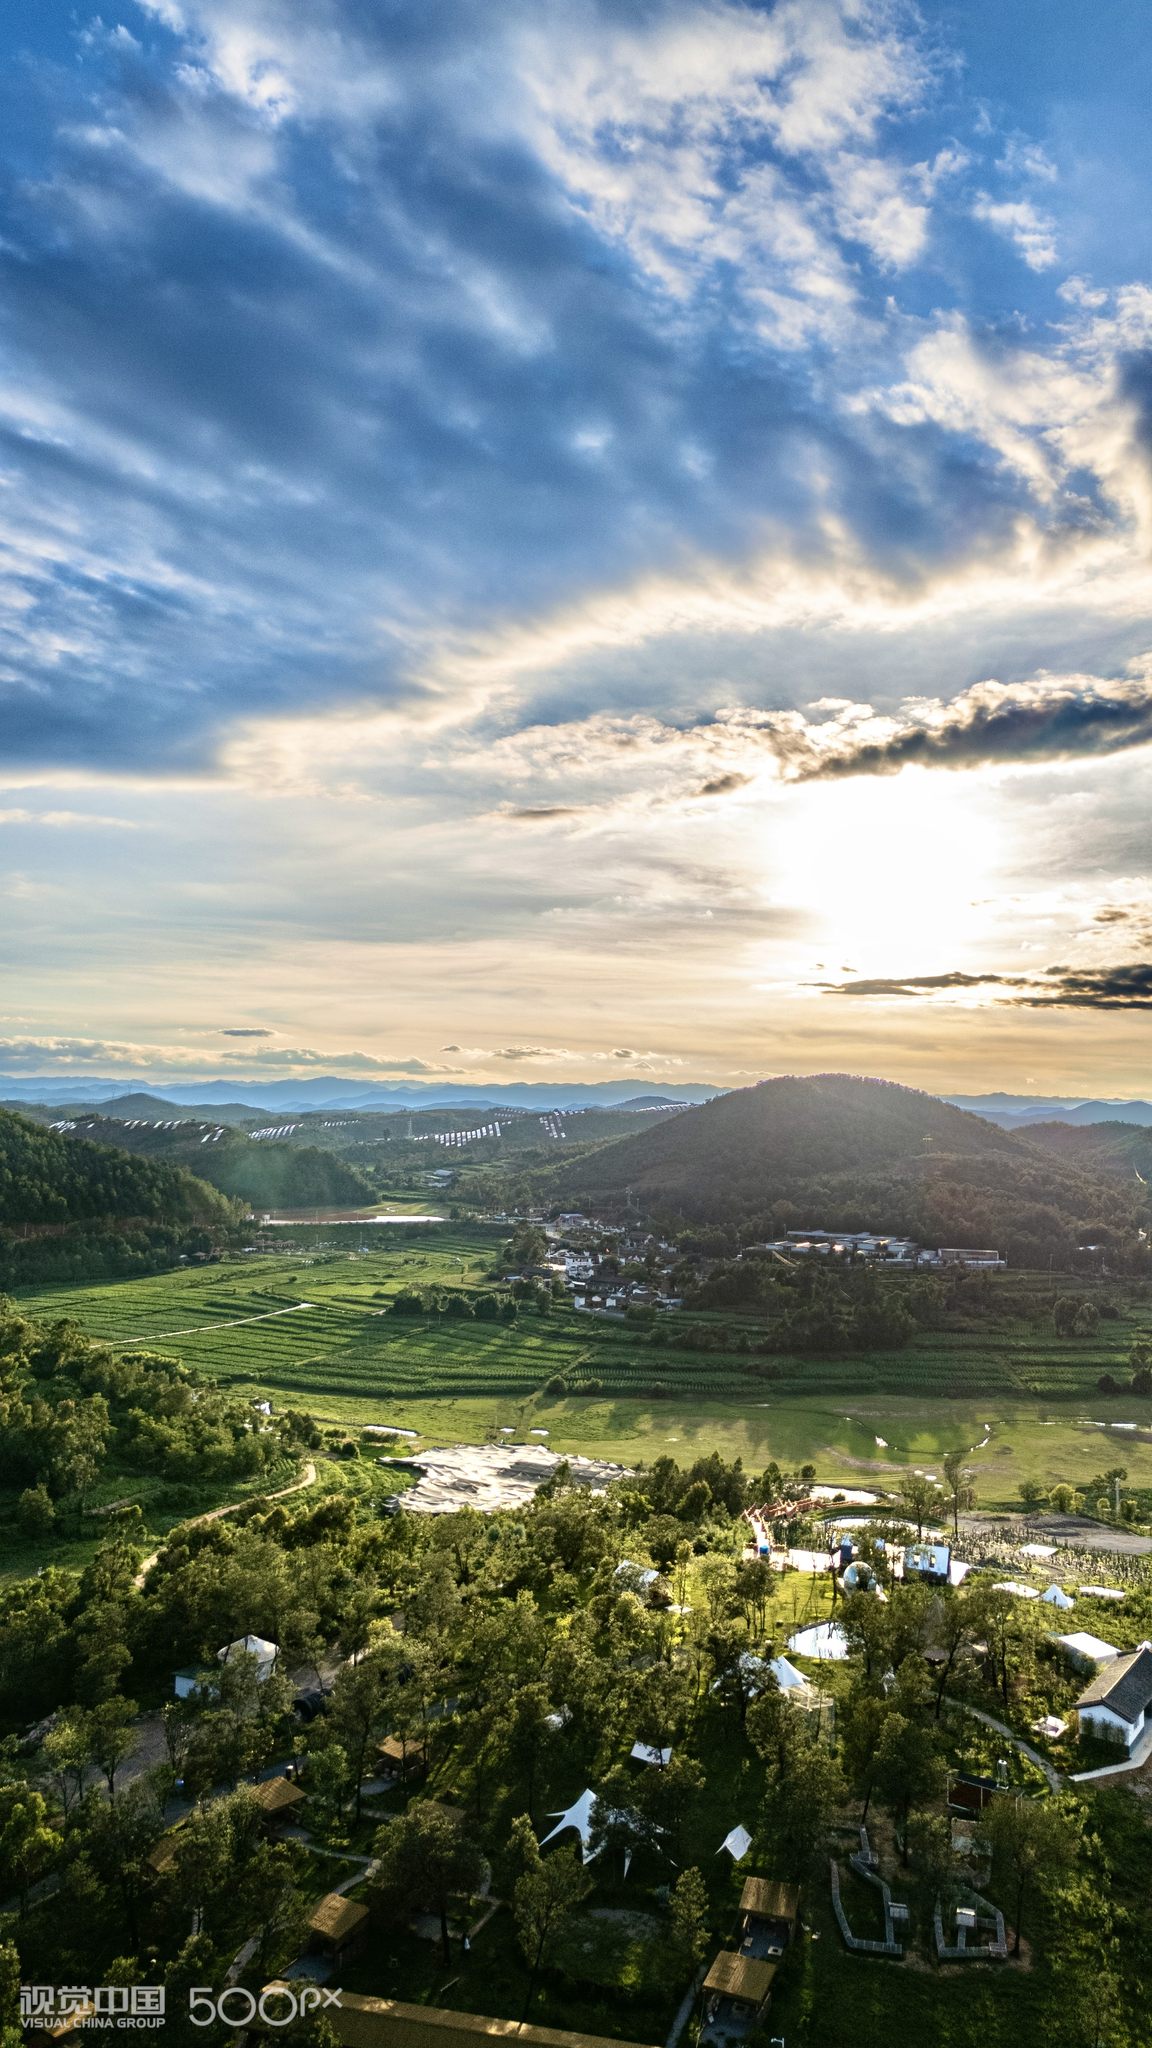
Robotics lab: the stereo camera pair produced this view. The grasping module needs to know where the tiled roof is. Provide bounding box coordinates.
[1077,1645,1152,1724]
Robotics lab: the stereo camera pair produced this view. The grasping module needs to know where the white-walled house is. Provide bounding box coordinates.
[1076,1643,1152,1751]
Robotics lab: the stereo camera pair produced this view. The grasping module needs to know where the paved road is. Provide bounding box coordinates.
[948,1699,1063,1792]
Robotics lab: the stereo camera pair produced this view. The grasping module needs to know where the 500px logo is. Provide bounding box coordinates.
[190,1986,343,2028]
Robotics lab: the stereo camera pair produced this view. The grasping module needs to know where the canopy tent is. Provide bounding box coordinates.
[218,1634,278,1679]
[630,1742,672,1766]
[787,1622,848,1661]
[539,1789,599,1857]
[768,1655,810,1693]
[717,1824,753,1861]
[992,1581,1040,1599]
[1054,1631,1120,1667]
[538,1789,661,1874]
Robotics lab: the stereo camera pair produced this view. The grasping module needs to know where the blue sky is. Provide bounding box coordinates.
[1,0,1151,1093]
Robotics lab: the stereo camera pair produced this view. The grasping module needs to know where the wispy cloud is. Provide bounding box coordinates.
[818,963,1152,1010]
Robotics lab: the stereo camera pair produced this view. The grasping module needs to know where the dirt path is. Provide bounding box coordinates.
[132,1459,318,1588]
[119,1301,315,1344]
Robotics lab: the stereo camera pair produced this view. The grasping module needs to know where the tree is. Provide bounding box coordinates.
[80,1697,137,1805]
[979,1795,1078,1956]
[42,1711,91,1819]
[941,1451,974,1542]
[871,1713,944,1865]
[1018,1479,1045,1511]
[837,1687,890,1822]
[667,1866,710,1975]
[17,1484,54,1538]
[373,1803,486,1968]
[306,1745,350,1832]
[0,1781,61,1915]
[509,1815,591,2023]
[761,1734,844,1877]
[898,1473,941,1541]
[327,1655,387,1822]
[913,1812,957,1939]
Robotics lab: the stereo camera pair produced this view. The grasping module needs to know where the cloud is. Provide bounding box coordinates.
[695,772,753,797]
[0,1036,453,1075]
[818,963,1152,1010]
[1018,964,1152,1009]
[818,970,1011,997]
[972,195,1058,270]
[220,1027,273,1036]
[0,810,138,829]
[791,671,1152,781]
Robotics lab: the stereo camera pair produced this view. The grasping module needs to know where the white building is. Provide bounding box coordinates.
[1076,1643,1152,1751]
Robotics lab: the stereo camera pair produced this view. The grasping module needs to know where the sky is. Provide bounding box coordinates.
[1,0,1151,1097]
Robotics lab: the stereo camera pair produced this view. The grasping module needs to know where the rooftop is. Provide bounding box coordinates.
[739,1877,800,1924]
[702,1952,777,2005]
[309,1894,370,1944]
[251,1775,307,1815]
[1077,1644,1152,1724]
[256,1989,660,2048]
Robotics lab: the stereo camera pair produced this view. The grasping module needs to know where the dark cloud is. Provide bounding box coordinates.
[1019,963,1152,1008]
[818,970,1011,996]
[221,1028,273,1036]
[820,962,1152,1008]
[695,772,753,797]
[504,807,585,820]
[796,678,1152,782]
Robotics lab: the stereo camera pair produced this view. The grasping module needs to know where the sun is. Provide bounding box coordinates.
[762,767,1008,979]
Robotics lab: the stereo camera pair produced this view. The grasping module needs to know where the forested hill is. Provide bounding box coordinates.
[0,1108,238,1287]
[543,1073,1148,1268]
[51,1117,375,1211]
[1021,1119,1152,1180]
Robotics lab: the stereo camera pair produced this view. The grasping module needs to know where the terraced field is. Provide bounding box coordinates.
[15,1227,1152,1504]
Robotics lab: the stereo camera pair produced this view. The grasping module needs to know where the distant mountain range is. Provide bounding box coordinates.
[0,1074,721,1113]
[946,1093,1152,1128]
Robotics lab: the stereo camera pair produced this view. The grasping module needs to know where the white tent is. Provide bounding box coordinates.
[717,1824,753,1861]
[1054,1631,1120,1669]
[218,1634,278,1680]
[539,1789,600,1857]
[992,1581,1040,1600]
[1079,1586,1125,1601]
[787,1622,848,1661]
[1041,1585,1074,1610]
[768,1655,811,1693]
[630,1742,672,1766]
[539,1788,659,1874]
[615,1560,660,1590]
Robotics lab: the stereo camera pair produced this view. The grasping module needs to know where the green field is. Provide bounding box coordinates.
[12,1225,1152,1506]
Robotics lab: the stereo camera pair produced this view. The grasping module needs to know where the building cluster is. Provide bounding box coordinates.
[744,1230,1006,1268]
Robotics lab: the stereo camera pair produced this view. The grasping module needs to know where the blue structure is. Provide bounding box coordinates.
[903,1542,951,1585]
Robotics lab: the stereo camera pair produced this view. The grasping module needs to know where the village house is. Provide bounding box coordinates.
[1075,1643,1152,1752]
[307,1893,371,1970]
